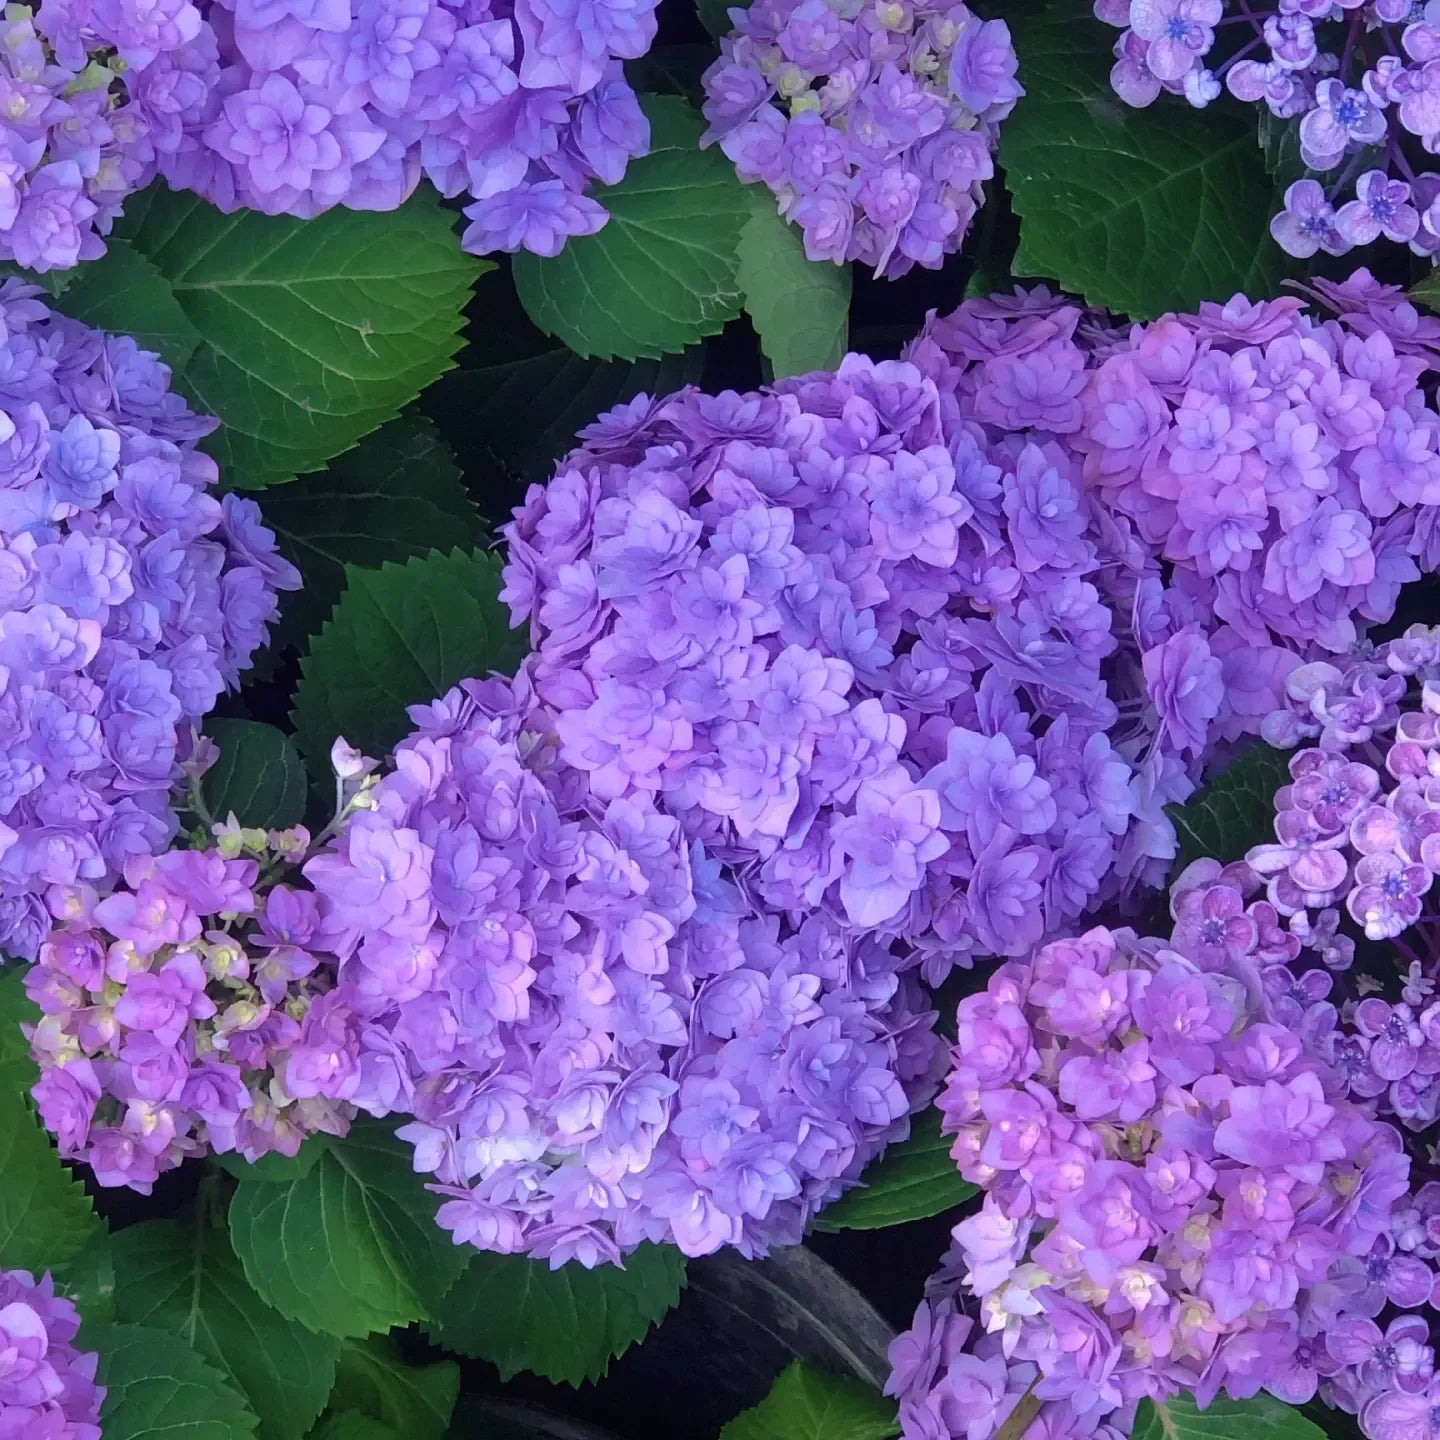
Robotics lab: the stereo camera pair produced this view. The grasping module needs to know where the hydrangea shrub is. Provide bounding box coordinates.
[8,0,1440,1421]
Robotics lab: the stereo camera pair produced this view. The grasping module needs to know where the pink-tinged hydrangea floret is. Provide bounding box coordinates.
[0,281,293,959]
[701,0,1020,279]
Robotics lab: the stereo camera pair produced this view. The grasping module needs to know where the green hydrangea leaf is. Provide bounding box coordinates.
[1166,741,1292,874]
[261,417,486,647]
[115,183,484,488]
[0,262,72,297]
[737,193,850,379]
[1000,1,1284,317]
[200,718,308,831]
[310,1416,399,1440]
[1132,1394,1328,1440]
[87,1322,260,1439]
[325,1336,459,1440]
[812,1110,975,1232]
[626,44,712,107]
[52,238,203,370]
[291,548,525,776]
[0,970,102,1283]
[719,1362,899,1440]
[112,1219,340,1440]
[1410,271,1440,311]
[427,1243,686,1385]
[228,1117,468,1339]
[0,965,33,1080]
[513,96,747,360]
[695,0,735,38]
[52,1232,117,1324]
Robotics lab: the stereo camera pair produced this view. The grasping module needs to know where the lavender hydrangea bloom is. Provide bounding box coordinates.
[908,275,1440,660]
[304,673,943,1262]
[1096,0,1440,266]
[0,283,294,960]
[0,1268,103,1439]
[0,0,654,265]
[0,2,167,272]
[890,917,1403,1439]
[700,0,1020,278]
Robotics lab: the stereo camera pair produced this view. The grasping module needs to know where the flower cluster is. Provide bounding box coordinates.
[504,348,1181,977]
[1255,636,1440,958]
[0,0,656,269]
[0,282,295,961]
[701,0,1020,277]
[0,1268,103,1440]
[908,271,1440,659]
[889,919,1407,1439]
[24,830,358,1193]
[305,673,943,1263]
[1095,0,1440,264]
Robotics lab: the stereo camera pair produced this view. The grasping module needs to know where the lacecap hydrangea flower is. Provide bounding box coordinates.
[506,286,1433,982]
[304,672,944,1263]
[888,913,1407,1440]
[701,0,1020,276]
[0,0,656,269]
[0,281,295,961]
[0,1268,104,1440]
[24,819,363,1193]
[1095,0,1440,265]
[1218,630,1440,1440]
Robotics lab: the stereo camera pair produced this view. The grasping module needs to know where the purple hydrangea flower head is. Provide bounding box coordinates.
[894,916,1404,1438]
[0,0,656,265]
[701,0,1019,278]
[25,822,359,1188]
[505,312,1391,983]
[304,673,944,1260]
[0,283,293,959]
[0,1268,103,1438]
[909,274,1440,664]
